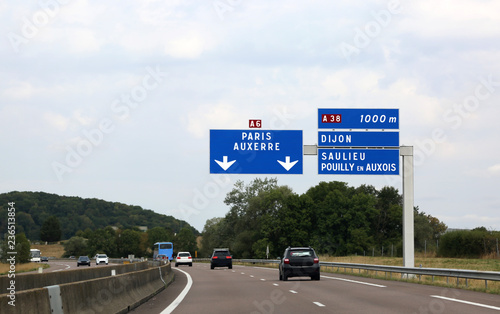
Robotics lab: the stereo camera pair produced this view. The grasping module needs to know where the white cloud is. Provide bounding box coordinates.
[44,112,69,131]
[487,164,500,176]
[185,103,243,138]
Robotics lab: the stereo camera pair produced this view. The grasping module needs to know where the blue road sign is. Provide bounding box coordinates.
[318,131,399,147]
[318,148,399,175]
[318,108,399,129]
[210,130,303,174]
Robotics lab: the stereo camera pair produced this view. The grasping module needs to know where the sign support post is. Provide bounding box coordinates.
[400,146,414,269]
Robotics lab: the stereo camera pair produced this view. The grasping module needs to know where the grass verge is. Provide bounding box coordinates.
[0,262,50,275]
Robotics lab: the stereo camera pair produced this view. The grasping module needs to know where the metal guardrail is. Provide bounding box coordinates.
[238,259,500,290]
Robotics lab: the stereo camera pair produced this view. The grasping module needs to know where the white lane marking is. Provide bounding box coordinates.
[321,275,386,288]
[289,290,298,294]
[260,279,266,281]
[241,272,245,275]
[52,263,71,272]
[273,283,279,286]
[250,275,254,278]
[431,296,500,311]
[313,302,325,307]
[161,268,193,314]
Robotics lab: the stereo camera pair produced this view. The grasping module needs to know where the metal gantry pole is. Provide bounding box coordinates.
[401,146,414,269]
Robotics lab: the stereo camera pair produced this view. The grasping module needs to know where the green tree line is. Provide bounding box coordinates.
[201,179,448,258]
[63,226,197,258]
[0,191,198,241]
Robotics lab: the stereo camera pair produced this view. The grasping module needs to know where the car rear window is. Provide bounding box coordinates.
[179,253,190,257]
[289,250,313,257]
[214,251,230,256]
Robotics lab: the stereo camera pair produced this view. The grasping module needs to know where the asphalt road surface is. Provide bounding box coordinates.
[20,259,116,274]
[132,263,500,314]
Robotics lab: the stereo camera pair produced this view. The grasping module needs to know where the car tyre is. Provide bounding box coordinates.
[189,263,192,267]
[228,265,232,269]
[211,264,214,270]
[175,264,178,267]
[283,273,288,281]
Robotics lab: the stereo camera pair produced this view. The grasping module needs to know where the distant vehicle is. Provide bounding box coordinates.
[211,248,232,269]
[279,247,320,281]
[153,242,174,261]
[155,254,168,261]
[175,252,192,267]
[77,256,91,267]
[30,249,41,262]
[95,254,108,265]
[40,256,49,262]
[69,256,76,259]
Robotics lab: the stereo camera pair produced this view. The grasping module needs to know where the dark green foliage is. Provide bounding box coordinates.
[117,229,143,257]
[0,191,198,240]
[202,179,447,258]
[438,228,500,258]
[63,236,88,257]
[16,233,31,263]
[175,227,198,253]
[40,216,62,243]
[86,227,117,257]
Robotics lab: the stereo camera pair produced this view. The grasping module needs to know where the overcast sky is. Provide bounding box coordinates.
[2,0,500,233]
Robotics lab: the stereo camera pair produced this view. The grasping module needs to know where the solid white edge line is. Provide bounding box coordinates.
[431,295,500,311]
[161,268,193,314]
[321,275,386,288]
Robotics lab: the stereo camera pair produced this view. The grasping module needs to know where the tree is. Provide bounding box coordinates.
[40,216,62,243]
[147,227,173,249]
[117,229,142,257]
[16,233,31,263]
[63,236,88,257]
[87,227,117,257]
[175,227,198,253]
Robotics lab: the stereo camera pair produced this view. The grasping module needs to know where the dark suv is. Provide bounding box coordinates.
[279,247,320,281]
[210,248,232,269]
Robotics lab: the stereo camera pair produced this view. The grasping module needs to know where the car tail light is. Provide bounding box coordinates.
[284,258,290,264]
[212,256,218,259]
[188,256,192,259]
[314,258,319,264]
[177,257,181,259]
[226,256,232,259]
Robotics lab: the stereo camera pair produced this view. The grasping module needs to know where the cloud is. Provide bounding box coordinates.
[487,164,500,176]
[44,112,69,132]
[185,103,243,139]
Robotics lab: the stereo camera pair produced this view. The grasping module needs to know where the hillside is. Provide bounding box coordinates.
[0,191,198,240]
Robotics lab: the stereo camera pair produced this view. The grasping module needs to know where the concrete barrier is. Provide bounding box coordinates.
[0,261,149,292]
[0,263,173,314]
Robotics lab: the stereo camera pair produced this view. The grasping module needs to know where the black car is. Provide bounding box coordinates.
[77,256,91,267]
[41,256,49,262]
[210,248,232,269]
[279,247,320,281]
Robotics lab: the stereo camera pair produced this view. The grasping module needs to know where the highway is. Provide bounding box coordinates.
[132,263,500,314]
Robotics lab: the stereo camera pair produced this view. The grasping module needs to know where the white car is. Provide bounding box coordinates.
[175,252,192,267]
[95,254,109,265]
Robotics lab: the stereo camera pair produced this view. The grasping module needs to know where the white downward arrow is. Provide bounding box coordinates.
[215,156,236,171]
[277,156,298,171]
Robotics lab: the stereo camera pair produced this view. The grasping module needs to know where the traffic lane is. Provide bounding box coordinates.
[241,266,500,313]
[19,260,119,274]
[171,263,326,314]
[132,263,328,314]
[131,267,188,314]
[133,264,500,314]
